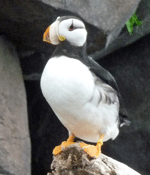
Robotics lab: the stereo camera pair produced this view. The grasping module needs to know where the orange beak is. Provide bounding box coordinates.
[43,20,64,45]
[43,26,51,43]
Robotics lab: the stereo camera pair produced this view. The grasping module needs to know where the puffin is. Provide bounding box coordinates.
[40,16,130,158]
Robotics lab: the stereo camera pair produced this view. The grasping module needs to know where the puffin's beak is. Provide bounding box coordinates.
[43,26,51,43]
[43,20,62,45]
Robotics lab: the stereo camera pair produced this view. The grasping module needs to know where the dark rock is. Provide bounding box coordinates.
[42,0,141,47]
[1,0,150,58]
[0,36,31,175]
[98,33,150,175]
[91,0,150,59]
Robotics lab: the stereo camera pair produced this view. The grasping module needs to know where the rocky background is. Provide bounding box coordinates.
[0,0,150,175]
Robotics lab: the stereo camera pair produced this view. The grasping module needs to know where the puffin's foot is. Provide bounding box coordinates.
[53,134,75,155]
[79,134,104,158]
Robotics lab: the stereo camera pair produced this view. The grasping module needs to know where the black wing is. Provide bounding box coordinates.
[81,56,131,126]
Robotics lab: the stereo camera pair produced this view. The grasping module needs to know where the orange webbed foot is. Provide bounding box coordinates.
[79,134,104,158]
[53,134,75,155]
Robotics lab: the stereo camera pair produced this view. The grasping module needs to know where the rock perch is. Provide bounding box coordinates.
[47,143,141,175]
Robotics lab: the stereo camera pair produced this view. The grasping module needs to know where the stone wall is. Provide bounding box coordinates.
[0,36,31,175]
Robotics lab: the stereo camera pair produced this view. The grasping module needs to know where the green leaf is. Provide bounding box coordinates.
[126,12,142,35]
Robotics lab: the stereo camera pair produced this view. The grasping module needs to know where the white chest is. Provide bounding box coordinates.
[40,56,119,142]
[41,56,94,110]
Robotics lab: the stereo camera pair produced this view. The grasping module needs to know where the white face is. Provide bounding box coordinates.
[58,18,87,47]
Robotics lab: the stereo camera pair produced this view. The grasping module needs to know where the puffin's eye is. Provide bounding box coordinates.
[69,24,75,31]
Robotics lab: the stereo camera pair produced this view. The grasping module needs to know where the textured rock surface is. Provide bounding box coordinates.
[42,0,141,47]
[0,36,31,175]
[42,0,140,31]
[0,0,150,58]
[92,0,150,59]
[48,143,141,175]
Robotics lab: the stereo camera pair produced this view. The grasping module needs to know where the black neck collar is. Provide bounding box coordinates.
[51,41,88,62]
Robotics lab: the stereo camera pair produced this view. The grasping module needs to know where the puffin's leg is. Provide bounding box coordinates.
[79,134,104,158]
[53,133,75,155]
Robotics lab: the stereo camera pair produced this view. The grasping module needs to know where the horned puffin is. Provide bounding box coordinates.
[40,16,130,158]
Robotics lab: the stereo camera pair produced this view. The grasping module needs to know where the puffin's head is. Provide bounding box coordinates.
[43,16,87,47]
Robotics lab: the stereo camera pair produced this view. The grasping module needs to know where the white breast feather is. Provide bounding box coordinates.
[41,56,119,142]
